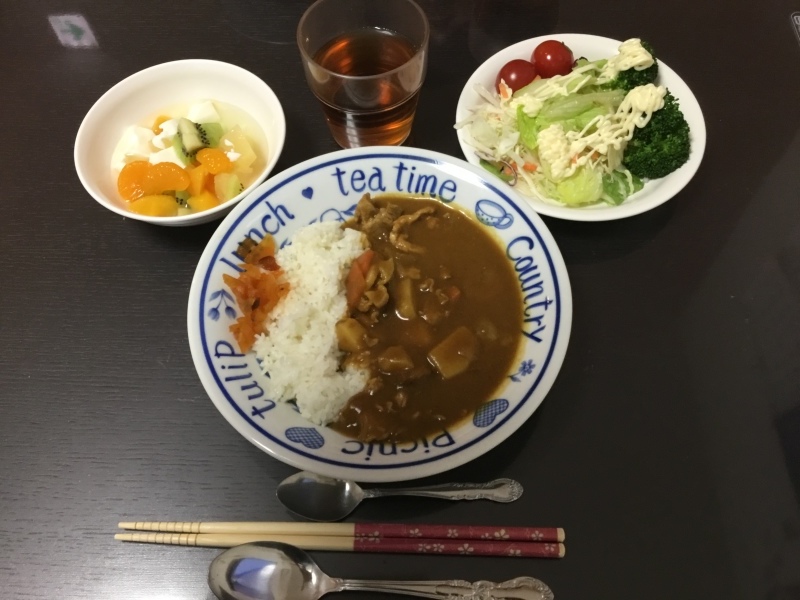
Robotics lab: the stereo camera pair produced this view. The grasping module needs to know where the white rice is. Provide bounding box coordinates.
[252,222,369,425]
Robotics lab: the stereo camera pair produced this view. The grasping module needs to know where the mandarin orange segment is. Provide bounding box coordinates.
[196,147,233,174]
[151,115,172,133]
[129,194,179,217]
[205,171,219,196]
[188,164,210,196]
[144,162,190,195]
[117,161,151,202]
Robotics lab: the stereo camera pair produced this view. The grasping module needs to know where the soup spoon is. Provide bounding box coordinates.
[277,471,523,521]
[209,542,554,600]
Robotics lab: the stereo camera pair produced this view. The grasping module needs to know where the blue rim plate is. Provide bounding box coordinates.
[187,147,572,482]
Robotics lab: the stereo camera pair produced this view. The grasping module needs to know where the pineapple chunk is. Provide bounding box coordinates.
[214,173,243,202]
[219,126,257,174]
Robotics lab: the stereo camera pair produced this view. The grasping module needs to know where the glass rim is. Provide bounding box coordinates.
[296,0,430,82]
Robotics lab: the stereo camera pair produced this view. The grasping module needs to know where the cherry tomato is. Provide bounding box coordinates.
[531,40,574,78]
[495,59,538,93]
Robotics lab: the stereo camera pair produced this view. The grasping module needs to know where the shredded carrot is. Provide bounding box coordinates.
[522,162,538,172]
[498,81,511,100]
[501,160,520,176]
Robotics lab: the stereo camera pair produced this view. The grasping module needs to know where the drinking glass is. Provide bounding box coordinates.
[297,0,429,148]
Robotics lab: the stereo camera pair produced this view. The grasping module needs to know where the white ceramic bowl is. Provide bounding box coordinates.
[188,146,572,482]
[455,34,707,221]
[74,59,286,226]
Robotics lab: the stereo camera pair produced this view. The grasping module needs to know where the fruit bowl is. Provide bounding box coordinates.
[74,59,286,227]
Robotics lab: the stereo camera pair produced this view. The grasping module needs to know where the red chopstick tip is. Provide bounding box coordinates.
[557,528,565,542]
[558,543,565,558]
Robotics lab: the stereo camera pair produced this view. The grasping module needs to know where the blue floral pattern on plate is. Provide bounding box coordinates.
[207,289,236,321]
[509,359,536,382]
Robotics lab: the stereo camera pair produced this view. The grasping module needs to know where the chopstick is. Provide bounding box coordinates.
[118,521,564,543]
[115,532,565,558]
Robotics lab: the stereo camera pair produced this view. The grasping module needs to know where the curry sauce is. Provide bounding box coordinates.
[331,194,523,442]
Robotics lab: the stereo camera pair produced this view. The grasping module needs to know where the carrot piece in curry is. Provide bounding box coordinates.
[345,249,375,309]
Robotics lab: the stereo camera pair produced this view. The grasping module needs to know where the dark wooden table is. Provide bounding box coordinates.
[3,0,800,598]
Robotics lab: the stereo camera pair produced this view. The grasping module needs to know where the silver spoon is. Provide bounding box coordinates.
[209,541,554,600]
[277,471,523,521]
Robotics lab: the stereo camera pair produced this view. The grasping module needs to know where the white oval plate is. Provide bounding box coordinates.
[455,34,707,221]
[188,147,572,482]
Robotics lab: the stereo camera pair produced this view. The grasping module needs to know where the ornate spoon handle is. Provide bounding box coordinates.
[333,576,553,599]
[362,479,523,503]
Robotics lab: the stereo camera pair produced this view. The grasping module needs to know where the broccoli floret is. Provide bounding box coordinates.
[603,40,659,92]
[622,92,690,179]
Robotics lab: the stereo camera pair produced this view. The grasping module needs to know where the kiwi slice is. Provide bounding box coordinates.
[173,120,224,164]
[172,136,193,165]
[174,190,191,207]
[197,122,224,148]
[177,118,204,154]
[214,173,244,201]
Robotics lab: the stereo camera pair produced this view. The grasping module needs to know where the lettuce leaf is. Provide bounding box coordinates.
[517,106,542,151]
[538,90,624,122]
[516,90,623,152]
[535,166,604,206]
[601,170,644,205]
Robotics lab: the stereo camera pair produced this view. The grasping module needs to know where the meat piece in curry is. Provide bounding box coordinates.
[332,194,523,443]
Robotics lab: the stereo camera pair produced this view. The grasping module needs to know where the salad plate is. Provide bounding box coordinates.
[455,34,706,221]
[188,146,572,482]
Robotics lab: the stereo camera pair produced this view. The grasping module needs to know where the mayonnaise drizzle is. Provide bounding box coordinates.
[540,84,667,180]
[537,124,573,180]
[598,38,654,83]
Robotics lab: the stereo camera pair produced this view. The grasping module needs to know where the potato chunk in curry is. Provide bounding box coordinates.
[427,326,479,379]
